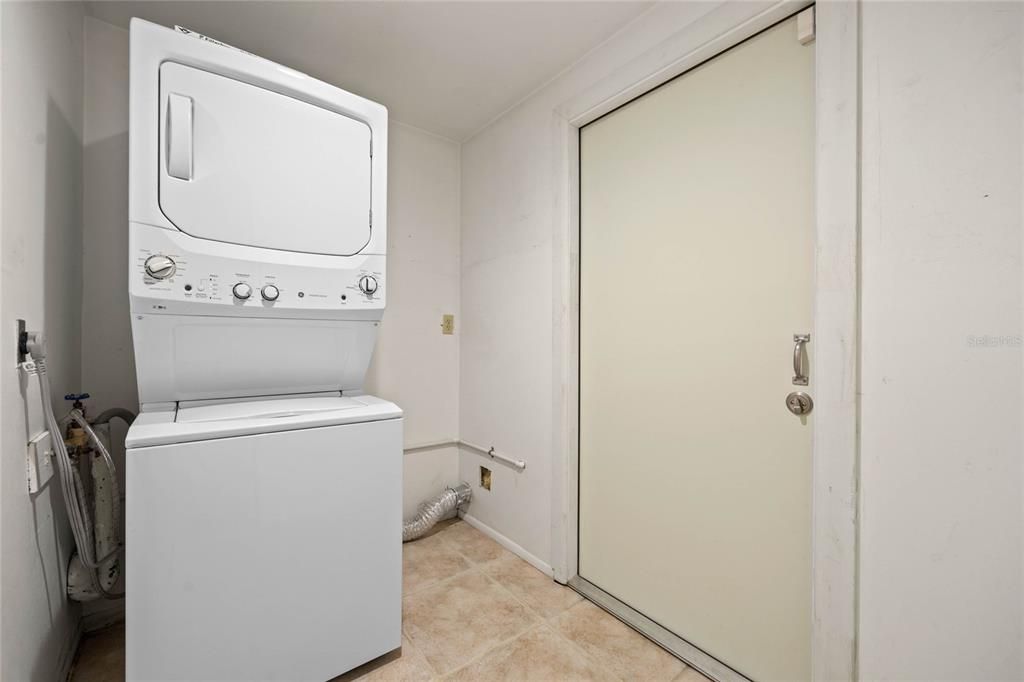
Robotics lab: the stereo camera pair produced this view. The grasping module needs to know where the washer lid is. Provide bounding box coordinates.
[177,395,370,422]
[158,62,373,256]
[126,394,402,448]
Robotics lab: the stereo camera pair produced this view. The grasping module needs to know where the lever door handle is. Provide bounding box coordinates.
[792,334,810,386]
[166,93,193,180]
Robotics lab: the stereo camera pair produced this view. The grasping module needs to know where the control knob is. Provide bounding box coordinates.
[358,275,379,296]
[261,285,280,302]
[232,282,252,300]
[144,255,176,280]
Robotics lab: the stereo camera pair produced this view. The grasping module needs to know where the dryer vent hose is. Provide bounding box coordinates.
[403,482,472,542]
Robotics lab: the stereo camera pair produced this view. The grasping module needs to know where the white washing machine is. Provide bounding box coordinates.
[124,20,400,681]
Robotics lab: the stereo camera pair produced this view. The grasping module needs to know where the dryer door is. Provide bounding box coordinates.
[158,62,372,256]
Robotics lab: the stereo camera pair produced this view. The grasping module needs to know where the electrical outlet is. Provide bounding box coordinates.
[27,430,54,494]
[16,319,27,363]
[441,314,454,335]
[479,466,492,491]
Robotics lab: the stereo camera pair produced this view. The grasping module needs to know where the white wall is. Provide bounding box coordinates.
[80,17,462,542]
[858,3,1023,680]
[365,120,462,516]
[459,1,743,571]
[22,4,1024,678]
[78,15,135,631]
[0,1,86,678]
[83,14,134,488]
[461,0,1024,676]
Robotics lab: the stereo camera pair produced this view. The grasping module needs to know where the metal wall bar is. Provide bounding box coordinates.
[403,438,526,471]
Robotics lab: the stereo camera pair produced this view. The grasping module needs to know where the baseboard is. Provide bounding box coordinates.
[459,512,553,577]
[57,615,84,682]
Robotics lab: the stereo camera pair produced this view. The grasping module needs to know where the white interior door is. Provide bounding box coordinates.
[578,15,815,682]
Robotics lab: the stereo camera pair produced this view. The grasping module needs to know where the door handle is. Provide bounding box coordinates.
[166,93,193,180]
[792,333,810,386]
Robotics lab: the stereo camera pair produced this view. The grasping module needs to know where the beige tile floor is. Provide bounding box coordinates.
[71,520,709,681]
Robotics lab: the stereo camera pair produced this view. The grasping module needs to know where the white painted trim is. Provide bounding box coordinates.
[555,1,811,125]
[550,110,580,585]
[810,3,860,681]
[390,118,460,147]
[551,2,860,681]
[459,512,553,578]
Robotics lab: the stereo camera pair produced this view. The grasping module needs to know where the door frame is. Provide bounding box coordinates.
[549,2,860,680]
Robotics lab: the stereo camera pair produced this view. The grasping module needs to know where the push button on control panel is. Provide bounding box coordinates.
[144,255,177,280]
[261,285,280,302]
[232,282,252,300]
[358,275,379,296]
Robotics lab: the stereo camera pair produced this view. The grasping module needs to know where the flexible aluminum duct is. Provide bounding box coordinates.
[403,482,472,542]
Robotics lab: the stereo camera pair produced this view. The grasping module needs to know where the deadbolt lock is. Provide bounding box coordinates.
[785,391,814,416]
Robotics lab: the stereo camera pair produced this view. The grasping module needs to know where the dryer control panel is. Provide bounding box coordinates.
[130,223,385,320]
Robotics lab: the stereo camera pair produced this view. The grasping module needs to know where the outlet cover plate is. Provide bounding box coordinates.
[27,430,54,494]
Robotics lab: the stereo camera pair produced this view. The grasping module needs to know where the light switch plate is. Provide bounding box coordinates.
[27,430,54,494]
[441,314,455,335]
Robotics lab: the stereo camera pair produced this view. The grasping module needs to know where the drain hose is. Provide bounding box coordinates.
[403,482,472,542]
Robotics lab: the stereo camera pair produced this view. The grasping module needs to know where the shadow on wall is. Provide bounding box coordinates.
[18,98,85,681]
[82,127,134,484]
[80,120,133,628]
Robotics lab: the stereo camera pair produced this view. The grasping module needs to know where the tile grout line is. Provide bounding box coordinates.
[387,618,433,681]
[469,557,622,681]
[448,523,613,674]
[548,601,694,682]
[402,523,693,682]
[406,523,640,680]
[401,556,478,679]
[400,522,484,598]
[400,523,496,677]
[438,621,547,679]
[439,573,628,682]
[403,562,476,599]
[435,524,501,569]
[477,568,547,620]
[416,524,548,678]
[541,603,631,682]
[402,527,531,679]
[433,565,543,676]
[447,568,542,676]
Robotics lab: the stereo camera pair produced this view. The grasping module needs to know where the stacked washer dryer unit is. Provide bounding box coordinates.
[125,19,401,681]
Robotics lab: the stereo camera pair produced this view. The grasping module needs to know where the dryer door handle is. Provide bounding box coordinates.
[166,93,194,181]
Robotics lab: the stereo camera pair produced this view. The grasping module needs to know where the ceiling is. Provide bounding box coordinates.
[86,1,653,141]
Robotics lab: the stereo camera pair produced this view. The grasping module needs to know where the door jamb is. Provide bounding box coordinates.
[549,2,860,680]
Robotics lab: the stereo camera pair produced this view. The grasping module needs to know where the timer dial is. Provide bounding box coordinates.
[144,255,176,280]
[358,275,379,296]
[232,282,253,300]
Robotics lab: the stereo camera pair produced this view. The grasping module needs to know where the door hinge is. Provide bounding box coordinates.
[797,6,815,45]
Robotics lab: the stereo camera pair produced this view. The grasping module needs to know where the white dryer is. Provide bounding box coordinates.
[125,20,400,681]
